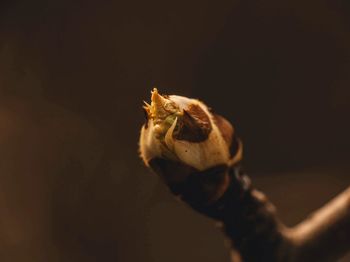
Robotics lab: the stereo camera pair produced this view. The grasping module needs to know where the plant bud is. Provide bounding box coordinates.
[139,88,242,204]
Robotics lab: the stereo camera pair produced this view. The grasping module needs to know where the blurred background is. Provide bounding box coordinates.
[0,0,350,261]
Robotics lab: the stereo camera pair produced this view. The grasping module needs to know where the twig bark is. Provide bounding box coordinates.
[178,166,350,261]
[289,186,350,261]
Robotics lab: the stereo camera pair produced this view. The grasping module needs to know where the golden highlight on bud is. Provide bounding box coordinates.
[139,88,242,203]
[143,88,182,140]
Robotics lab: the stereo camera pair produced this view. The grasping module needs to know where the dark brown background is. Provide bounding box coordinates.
[0,0,350,261]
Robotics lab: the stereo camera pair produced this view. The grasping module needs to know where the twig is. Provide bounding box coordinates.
[289,186,350,261]
[186,165,350,261]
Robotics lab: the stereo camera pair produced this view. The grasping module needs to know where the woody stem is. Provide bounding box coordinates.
[182,166,350,261]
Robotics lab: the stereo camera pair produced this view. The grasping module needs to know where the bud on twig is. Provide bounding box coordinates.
[139,89,350,261]
[139,88,242,204]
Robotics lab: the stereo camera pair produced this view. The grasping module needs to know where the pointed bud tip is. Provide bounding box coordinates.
[151,88,164,104]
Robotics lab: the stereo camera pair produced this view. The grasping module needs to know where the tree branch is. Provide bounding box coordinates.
[289,186,350,261]
[179,166,350,261]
